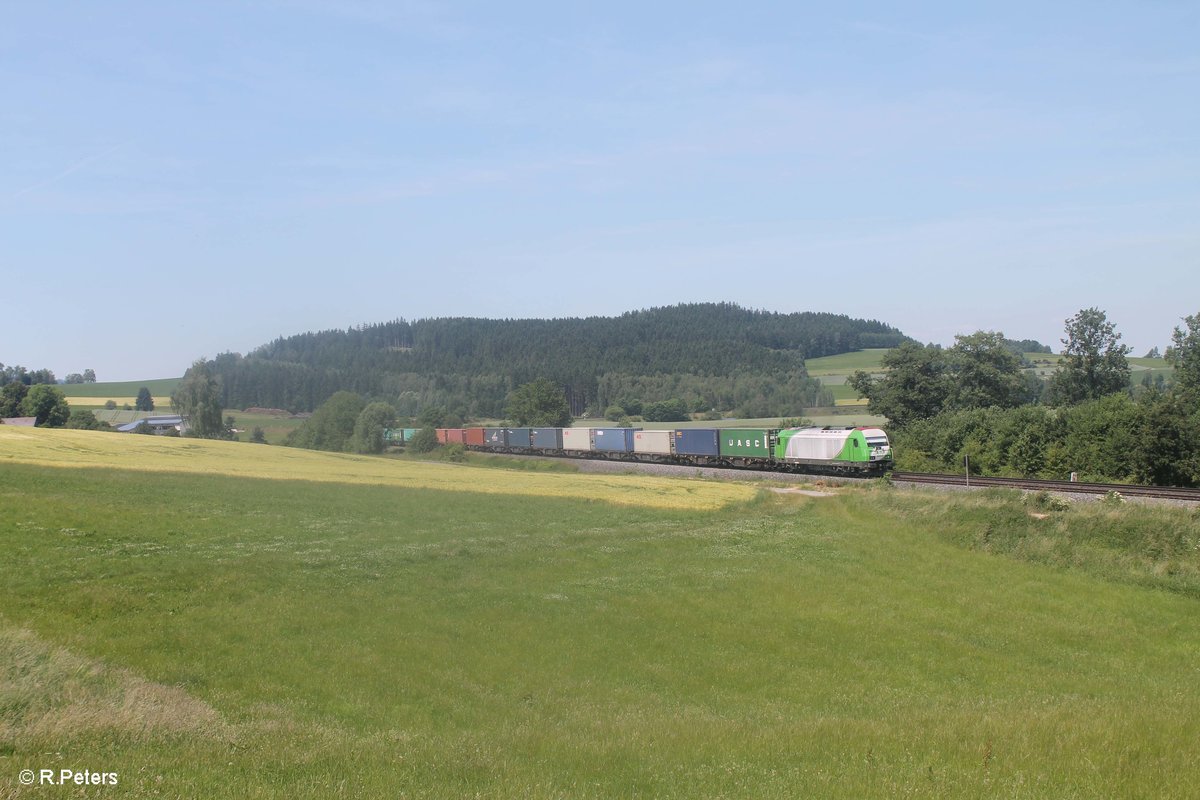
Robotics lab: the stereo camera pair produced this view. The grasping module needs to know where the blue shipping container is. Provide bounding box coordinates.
[506,428,533,449]
[673,428,720,456]
[592,427,637,452]
[482,428,507,447]
[530,428,563,449]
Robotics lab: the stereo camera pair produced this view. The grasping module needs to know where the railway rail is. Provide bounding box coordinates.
[891,472,1200,502]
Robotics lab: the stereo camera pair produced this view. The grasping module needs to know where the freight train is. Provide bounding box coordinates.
[386,425,893,476]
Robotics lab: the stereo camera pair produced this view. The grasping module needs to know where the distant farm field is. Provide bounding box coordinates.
[56,377,181,398]
[804,349,889,376]
[3,430,1199,797]
[63,396,162,408]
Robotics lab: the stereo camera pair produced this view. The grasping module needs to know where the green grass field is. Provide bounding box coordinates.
[3,429,1199,797]
[56,378,182,399]
[804,349,889,377]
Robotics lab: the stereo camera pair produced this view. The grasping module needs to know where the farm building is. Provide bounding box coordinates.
[116,415,187,435]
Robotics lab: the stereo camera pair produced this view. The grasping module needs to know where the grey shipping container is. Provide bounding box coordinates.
[482,428,507,447]
[673,428,720,456]
[506,428,533,449]
[592,427,637,452]
[530,428,563,449]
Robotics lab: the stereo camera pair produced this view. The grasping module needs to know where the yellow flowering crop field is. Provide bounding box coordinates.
[0,426,754,510]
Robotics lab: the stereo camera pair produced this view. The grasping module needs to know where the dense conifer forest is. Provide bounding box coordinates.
[206,303,907,417]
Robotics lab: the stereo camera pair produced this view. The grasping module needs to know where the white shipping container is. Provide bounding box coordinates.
[633,429,673,455]
[562,427,593,451]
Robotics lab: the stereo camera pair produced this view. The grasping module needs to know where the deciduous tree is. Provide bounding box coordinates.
[946,331,1027,410]
[1165,312,1200,397]
[171,359,226,438]
[848,342,951,427]
[0,381,28,417]
[1049,308,1131,405]
[351,401,397,454]
[506,379,571,427]
[284,391,365,451]
[20,384,70,427]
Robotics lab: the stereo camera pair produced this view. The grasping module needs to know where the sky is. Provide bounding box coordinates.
[2,1,1197,381]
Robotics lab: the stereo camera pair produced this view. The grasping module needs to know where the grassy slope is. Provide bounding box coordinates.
[804,349,890,376]
[2,433,1199,797]
[57,378,181,398]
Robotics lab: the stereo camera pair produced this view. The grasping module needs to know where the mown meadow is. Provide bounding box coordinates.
[2,428,1199,797]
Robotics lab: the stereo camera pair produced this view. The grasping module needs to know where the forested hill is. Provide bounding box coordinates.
[207,304,908,417]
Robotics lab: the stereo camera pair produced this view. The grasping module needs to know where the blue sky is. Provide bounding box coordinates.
[3,1,1197,381]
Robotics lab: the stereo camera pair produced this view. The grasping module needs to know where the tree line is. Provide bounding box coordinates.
[282,378,572,455]
[851,308,1200,486]
[201,304,906,415]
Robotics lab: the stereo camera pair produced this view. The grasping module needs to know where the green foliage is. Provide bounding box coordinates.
[849,341,951,427]
[1003,337,1053,355]
[0,380,28,418]
[0,364,56,385]
[104,399,117,410]
[201,304,906,413]
[135,386,155,412]
[1023,491,1071,512]
[641,398,689,422]
[171,360,226,438]
[604,404,625,421]
[599,371,831,419]
[851,333,1031,427]
[63,408,110,431]
[1165,311,1200,398]
[946,330,1028,409]
[406,426,439,453]
[894,392,1200,486]
[1049,308,1132,405]
[777,416,813,428]
[506,378,571,427]
[416,405,446,428]
[350,401,397,454]
[19,384,70,427]
[285,391,366,452]
[63,369,97,384]
[250,427,267,444]
[442,443,467,462]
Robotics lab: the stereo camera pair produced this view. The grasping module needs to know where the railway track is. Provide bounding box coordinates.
[891,472,1200,502]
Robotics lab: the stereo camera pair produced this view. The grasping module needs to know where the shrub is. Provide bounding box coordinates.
[407,427,439,454]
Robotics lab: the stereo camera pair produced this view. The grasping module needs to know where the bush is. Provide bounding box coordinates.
[64,409,111,431]
[407,427,439,454]
[642,398,689,422]
[443,443,467,463]
[1024,491,1070,512]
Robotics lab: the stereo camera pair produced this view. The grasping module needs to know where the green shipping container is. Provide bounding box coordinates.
[718,428,773,458]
